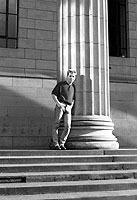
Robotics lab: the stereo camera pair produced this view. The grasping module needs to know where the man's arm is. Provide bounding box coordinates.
[71,100,74,108]
[52,94,66,111]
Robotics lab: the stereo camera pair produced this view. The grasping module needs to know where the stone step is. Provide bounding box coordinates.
[0,150,104,156]
[0,149,137,199]
[0,161,137,173]
[1,190,137,200]
[0,169,136,183]
[0,149,137,157]
[0,155,114,164]
[105,149,137,155]
[0,179,137,195]
[0,155,137,164]
[112,155,137,162]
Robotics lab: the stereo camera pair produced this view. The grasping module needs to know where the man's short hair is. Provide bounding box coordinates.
[67,69,77,76]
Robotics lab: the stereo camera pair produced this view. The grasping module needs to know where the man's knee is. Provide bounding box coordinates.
[64,124,71,131]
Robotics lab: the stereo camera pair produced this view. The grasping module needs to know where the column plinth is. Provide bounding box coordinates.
[66,115,119,149]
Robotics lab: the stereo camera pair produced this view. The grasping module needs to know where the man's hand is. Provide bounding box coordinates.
[52,94,65,111]
[57,103,66,111]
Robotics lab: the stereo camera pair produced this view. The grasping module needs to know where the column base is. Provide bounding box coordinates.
[66,115,119,150]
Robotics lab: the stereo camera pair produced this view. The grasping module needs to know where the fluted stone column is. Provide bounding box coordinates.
[58,0,119,149]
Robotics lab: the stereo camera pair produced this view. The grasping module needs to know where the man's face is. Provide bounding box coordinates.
[66,73,76,84]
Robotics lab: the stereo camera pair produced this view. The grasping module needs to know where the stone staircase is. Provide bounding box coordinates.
[0,149,137,199]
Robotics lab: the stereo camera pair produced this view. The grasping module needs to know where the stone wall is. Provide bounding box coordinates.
[0,0,137,149]
[0,0,57,148]
[110,0,137,148]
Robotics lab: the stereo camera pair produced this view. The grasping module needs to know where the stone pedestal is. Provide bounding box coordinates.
[58,0,119,149]
[66,115,118,149]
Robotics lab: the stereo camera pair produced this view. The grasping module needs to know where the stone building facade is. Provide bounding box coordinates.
[0,0,136,149]
[110,0,137,148]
